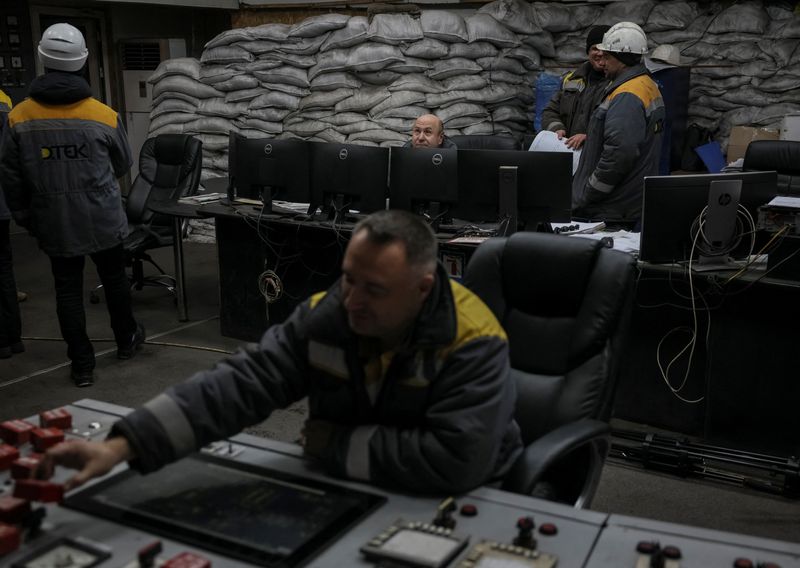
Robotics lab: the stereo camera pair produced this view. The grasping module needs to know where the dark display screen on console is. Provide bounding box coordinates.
[64,453,386,566]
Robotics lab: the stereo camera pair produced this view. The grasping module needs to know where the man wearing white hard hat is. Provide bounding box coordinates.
[0,23,144,387]
[572,22,665,227]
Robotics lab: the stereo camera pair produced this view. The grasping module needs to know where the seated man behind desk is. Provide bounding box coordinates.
[37,210,522,495]
[403,113,458,149]
[572,22,664,228]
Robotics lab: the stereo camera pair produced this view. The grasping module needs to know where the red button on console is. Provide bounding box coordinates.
[538,522,558,536]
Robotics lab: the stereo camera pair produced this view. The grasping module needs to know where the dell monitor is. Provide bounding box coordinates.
[309,142,389,221]
[228,133,312,214]
[454,149,572,233]
[639,170,778,263]
[389,146,458,232]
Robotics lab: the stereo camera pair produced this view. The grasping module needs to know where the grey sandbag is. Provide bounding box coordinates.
[505,45,541,70]
[368,13,424,45]
[237,40,281,55]
[258,82,310,97]
[374,105,430,120]
[323,112,370,126]
[321,16,369,51]
[646,1,696,31]
[596,0,655,26]
[199,64,240,84]
[249,91,301,110]
[477,57,526,74]
[308,49,350,80]
[184,116,239,135]
[437,102,489,123]
[387,57,431,74]
[281,35,330,55]
[152,75,224,100]
[531,2,573,32]
[335,87,391,112]
[349,129,408,144]
[149,113,197,133]
[447,42,499,59]
[205,28,254,49]
[523,30,555,58]
[288,14,349,38]
[402,38,449,59]
[197,99,250,118]
[236,118,283,134]
[249,107,292,122]
[707,2,769,35]
[357,71,402,85]
[299,88,354,110]
[481,70,523,85]
[388,73,444,93]
[478,0,540,36]
[212,75,261,92]
[201,45,254,65]
[195,134,230,151]
[148,58,200,83]
[428,57,483,80]
[421,11,468,43]
[369,91,427,116]
[266,52,317,69]
[253,65,310,88]
[153,92,200,107]
[285,120,329,136]
[224,88,266,103]
[149,123,185,137]
[346,43,404,72]
[466,14,520,48]
[150,98,198,117]
[310,72,362,90]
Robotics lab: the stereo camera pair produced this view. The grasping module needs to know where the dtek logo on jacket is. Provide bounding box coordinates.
[40,143,90,160]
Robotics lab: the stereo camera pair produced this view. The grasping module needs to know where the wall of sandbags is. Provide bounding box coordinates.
[146,0,800,185]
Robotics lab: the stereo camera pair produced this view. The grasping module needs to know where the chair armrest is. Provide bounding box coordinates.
[502,419,610,497]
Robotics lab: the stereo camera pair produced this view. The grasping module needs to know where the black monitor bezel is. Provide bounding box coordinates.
[63,452,386,567]
[639,170,778,263]
[228,133,311,204]
[388,146,459,220]
[453,149,572,227]
[309,142,390,217]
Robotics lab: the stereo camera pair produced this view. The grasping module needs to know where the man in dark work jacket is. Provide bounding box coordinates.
[541,25,611,150]
[0,23,144,387]
[35,210,522,495]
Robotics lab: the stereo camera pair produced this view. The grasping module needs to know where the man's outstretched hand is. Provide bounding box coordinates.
[35,437,134,491]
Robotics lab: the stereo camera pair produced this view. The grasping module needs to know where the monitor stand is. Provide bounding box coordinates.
[691,180,743,273]
[498,166,518,237]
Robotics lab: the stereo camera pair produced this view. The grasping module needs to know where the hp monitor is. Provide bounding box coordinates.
[639,170,778,263]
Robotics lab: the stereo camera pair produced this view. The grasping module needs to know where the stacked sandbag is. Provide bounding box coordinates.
[147,5,539,172]
[643,0,800,150]
[147,0,800,183]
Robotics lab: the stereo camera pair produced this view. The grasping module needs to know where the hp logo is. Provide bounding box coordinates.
[718,193,732,206]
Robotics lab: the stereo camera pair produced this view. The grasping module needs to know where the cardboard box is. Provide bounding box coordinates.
[727,126,780,162]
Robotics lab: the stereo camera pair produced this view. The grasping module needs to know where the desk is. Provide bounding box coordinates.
[204,203,477,340]
[614,261,800,454]
[147,200,207,322]
[2,398,798,567]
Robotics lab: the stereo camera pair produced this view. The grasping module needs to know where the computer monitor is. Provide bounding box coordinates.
[639,170,778,263]
[454,149,572,232]
[389,146,458,231]
[228,133,312,213]
[309,142,390,221]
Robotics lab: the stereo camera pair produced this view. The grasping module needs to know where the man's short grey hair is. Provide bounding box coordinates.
[354,210,437,270]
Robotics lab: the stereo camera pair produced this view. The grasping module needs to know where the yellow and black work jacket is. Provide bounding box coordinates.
[0,71,131,257]
[541,61,609,137]
[572,63,665,224]
[0,89,12,222]
[113,263,523,494]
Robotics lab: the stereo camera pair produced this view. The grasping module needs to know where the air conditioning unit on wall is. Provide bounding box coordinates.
[121,39,186,179]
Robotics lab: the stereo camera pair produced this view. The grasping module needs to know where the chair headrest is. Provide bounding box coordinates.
[138,134,202,188]
[743,140,800,175]
[450,135,521,151]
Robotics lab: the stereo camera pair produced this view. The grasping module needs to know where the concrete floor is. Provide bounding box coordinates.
[1,224,798,544]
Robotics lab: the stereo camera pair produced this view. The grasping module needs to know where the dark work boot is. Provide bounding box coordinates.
[70,368,95,388]
[117,322,146,360]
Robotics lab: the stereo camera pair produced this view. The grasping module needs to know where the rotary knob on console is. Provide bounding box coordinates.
[513,516,537,550]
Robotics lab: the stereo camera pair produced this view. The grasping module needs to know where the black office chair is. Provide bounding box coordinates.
[464,232,636,507]
[743,140,800,194]
[90,134,202,304]
[450,134,521,151]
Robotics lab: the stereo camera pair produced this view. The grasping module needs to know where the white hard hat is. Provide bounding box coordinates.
[650,44,683,66]
[38,23,88,72]
[598,22,648,55]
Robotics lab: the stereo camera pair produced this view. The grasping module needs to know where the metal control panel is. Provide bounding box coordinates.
[1,399,799,568]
